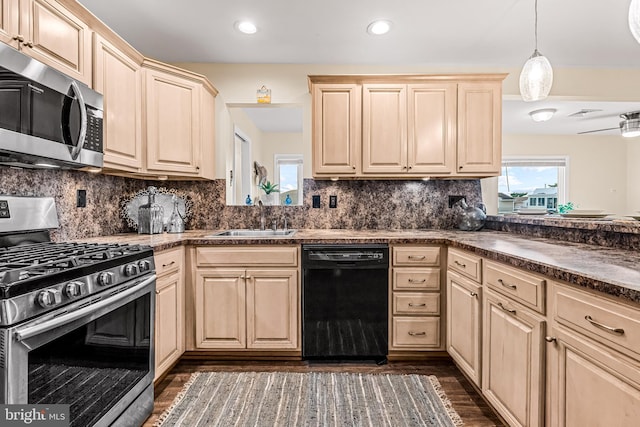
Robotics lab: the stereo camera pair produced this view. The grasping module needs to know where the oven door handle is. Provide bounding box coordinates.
[14,274,156,342]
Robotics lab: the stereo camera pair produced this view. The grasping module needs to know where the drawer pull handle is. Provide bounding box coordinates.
[408,331,426,336]
[240,275,252,280]
[408,278,426,284]
[408,303,426,307]
[498,279,517,290]
[162,261,176,268]
[497,302,516,315]
[470,291,478,297]
[408,255,426,260]
[454,260,466,268]
[585,315,625,336]
[545,336,557,343]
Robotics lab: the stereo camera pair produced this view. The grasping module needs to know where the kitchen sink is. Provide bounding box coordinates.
[206,229,297,237]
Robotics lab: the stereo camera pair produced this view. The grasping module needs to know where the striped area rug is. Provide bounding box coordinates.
[155,371,463,427]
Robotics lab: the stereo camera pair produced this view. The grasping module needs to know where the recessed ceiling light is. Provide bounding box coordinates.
[529,108,557,122]
[367,20,392,35]
[235,21,257,34]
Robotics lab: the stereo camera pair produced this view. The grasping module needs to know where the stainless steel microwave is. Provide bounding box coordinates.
[0,44,103,169]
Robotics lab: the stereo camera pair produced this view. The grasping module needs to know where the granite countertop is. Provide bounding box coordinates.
[76,229,640,305]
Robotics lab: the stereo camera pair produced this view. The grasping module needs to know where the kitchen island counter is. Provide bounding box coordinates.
[77,229,640,305]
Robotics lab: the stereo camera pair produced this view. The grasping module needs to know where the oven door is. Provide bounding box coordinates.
[4,275,155,427]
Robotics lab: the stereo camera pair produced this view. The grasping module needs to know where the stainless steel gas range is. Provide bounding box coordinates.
[0,196,156,427]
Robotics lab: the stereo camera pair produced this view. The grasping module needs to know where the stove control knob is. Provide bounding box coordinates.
[64,281,86,298]
[97,272,114,286]
[36,289,62,308]
[124,264,139,277]
[138,260,151,272]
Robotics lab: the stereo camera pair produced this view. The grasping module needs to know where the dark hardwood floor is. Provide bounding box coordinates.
[145,358,503,426]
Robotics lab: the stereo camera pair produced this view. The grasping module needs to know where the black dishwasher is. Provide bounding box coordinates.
[302,244,388,361]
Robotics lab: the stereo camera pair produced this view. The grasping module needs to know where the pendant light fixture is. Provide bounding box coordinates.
[519,0,553,102]
[629,0,640,43]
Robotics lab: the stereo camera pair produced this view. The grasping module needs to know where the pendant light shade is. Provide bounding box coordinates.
[629,0,640,43]
[519,0,553,102]
[519,50,553,102]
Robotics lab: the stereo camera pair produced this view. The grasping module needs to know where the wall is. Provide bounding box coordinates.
[482,133,629,215]
[1,168,483,240]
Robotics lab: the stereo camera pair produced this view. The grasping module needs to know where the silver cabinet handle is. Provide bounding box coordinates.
[162,261,176,268]
[454,260,466,268]
[408,278,426,283]
[585,315,625,336]
[408,303,426,307]
[240,275,252,280]
[545,336,557,343]
[470,291,478,297]
[497,302,516,315]
[498,278,517,290]
[408,331,426,336]
[408,255,426,260]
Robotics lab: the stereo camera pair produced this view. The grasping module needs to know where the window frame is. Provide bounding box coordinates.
[274,154,303,206]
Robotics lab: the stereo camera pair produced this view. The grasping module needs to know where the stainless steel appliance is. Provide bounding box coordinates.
[0,196,155,427]
[302,244,388,362]
[0,44,103,169]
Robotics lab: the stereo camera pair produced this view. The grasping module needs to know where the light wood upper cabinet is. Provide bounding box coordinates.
[362,84,407,174]
[408,83,457,174]
[142,60,217,179]
[93,33,143,172]
[457,81,502,175]
[312,83,361,176]
[16,0,92,86]
[309,74,505,179]
[0,0,18,46]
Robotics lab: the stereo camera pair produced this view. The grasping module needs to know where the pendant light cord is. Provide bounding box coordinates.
[534,0,539,51]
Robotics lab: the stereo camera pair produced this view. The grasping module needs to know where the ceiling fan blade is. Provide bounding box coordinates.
[577,127,620,135]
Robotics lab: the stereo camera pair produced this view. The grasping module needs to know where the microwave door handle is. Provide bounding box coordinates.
[68,80,87,160]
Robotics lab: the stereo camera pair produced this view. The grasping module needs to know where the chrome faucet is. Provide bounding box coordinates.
[272,219,277,231]
[283,215,288,231]
[258,200,265,230]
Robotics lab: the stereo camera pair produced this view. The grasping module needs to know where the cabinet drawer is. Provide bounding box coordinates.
[447,248,482,282]
[196,246,298,267]
[393,293,440,315]
[393,268,440,290]
[154,247,183,277]
[392,317,441,348]
[393,246,440,266]
[484,260,545,314]
[552,283,640,360]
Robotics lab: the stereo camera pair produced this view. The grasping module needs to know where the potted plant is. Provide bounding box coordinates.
[259,180,280,205]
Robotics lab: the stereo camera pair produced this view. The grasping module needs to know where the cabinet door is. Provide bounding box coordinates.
[407,83,456,175]
[194,269,246,349]
[482,289,545,427]
[246,269,298,349]
[362,84,407,174]
[547,326,640,427]
[94,34,143,172]
[144,68,201,176]
[155,271,184,381]
[312,83,361,176]
[20,0,92,86]
[0,0,18,46]
[446,270,482,387]
[457,81,501,175]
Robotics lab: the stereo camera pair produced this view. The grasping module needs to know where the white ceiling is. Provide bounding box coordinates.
[78,0,640,136]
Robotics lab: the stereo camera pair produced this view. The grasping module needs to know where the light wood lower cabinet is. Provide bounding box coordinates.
[192,246,300,352]
[482,288,545,427]
[154,246,185,381]
[547,281,640,427]
[446,269,482,387]
[389,245,443,352]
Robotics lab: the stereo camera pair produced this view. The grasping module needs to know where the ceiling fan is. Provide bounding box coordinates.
[577,111,640,137]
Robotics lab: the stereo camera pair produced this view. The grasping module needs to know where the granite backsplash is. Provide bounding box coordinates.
[1,168,483,240]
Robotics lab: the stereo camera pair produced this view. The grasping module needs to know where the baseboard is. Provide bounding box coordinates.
[181,350,302,360]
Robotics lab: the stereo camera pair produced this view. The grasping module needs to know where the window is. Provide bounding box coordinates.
[274,154,303,206]
[498,157,568,213]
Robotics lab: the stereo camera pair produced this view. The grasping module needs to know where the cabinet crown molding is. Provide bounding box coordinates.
[308,73,508,91]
